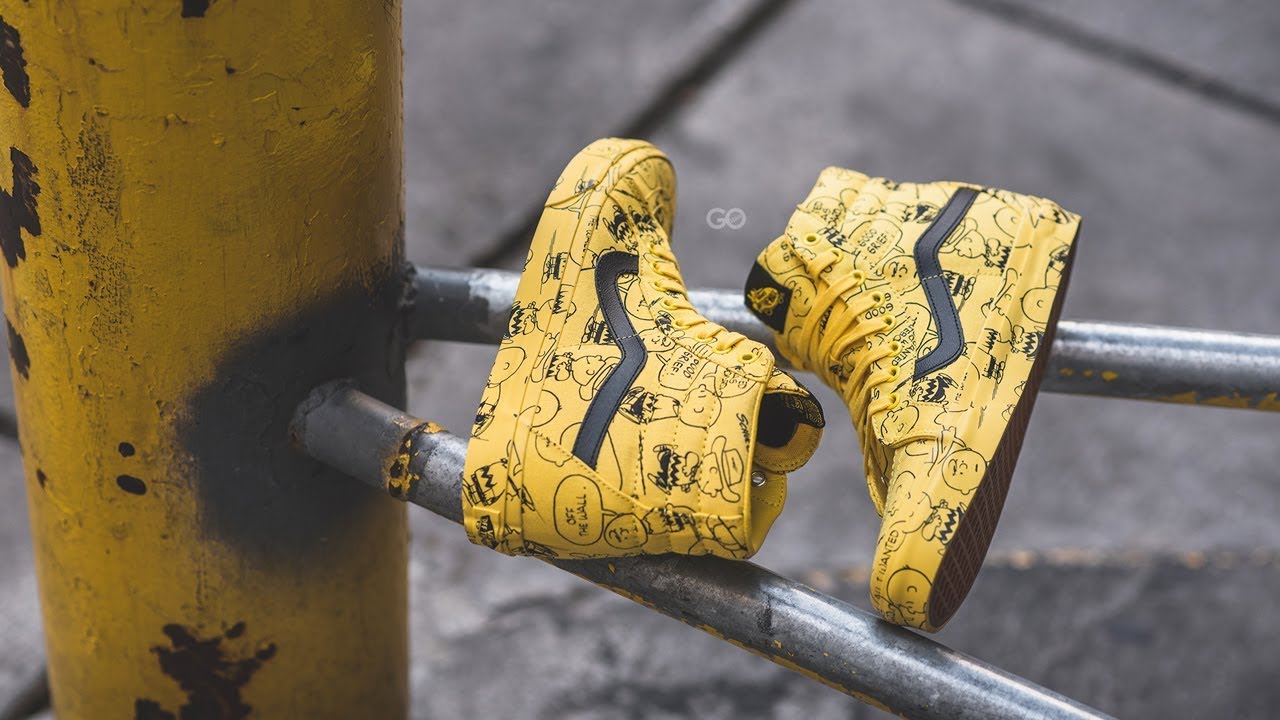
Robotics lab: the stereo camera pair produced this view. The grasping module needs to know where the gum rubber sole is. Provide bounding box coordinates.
[926,239,1078,630]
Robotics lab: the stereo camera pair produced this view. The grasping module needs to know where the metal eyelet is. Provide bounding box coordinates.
[889,341,901,353]
[740,352,757,363]
[803,234,819,244]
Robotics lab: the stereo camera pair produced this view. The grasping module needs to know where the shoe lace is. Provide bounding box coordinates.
[794,244,907,489]
[646,237,757,362]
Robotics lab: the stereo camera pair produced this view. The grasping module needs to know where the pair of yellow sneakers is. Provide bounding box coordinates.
[462,139,1079,631]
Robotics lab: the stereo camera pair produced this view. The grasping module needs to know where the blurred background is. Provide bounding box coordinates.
[5,0,1280,718]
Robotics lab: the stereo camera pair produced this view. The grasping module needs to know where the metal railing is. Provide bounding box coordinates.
[410,265,1280,412]
[292,384,1113,720]
[292,264,1280,718]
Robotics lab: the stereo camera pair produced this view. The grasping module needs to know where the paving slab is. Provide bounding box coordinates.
[405,547,1280,719]
[403,0,780,267]
[966,0,1280,110]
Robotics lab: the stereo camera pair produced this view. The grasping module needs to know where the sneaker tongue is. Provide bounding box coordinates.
[753,369,824,473]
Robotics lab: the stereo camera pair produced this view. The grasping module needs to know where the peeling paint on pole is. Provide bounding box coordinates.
[0,1,408,717]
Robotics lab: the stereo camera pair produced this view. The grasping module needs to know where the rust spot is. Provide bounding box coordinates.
[181,0,211,18]
[0,147,40,267]
[116,474,147,495]
[137,623,275,720]
[119,441,136,457]
[6,317,29,378]
[0,17,30,108]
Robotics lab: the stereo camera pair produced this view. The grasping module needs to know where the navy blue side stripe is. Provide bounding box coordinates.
[572,251,646,467]
[912,187,978,379]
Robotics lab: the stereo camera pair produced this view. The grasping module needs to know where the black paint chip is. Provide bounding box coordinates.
[5,317,28,379]
[181,0,211,18]
[0,17,30,108]
[116,474,147,495]
[0,146,41,267]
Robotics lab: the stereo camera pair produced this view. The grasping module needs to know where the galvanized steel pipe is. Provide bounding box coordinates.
[292,384,1114,720]
[411,266,1280,412]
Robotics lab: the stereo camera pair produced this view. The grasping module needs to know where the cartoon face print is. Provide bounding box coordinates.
[549,285,575,315]
[880,254,915,282]
[506,301,545,338]
[605,203,633,244]
[643,504,697,535]
[1021,287,1056,324]
[944,270,975,307]
[883,567,931,627]
[464,458,507,507]
[1036,205,1073,226]
[581,316,612,344]
[992,205,1021,238]
[941,448,987,495]
[783,274,817,316]
[981,266,1021,319]
[910,374,957,405]
[619,387,681,424]
[679,378,722,428]
[532,431,573,467]
[545,350,617,401]
[648,444,701,493]
[921,499,964,545]
[1011,325,1043,357]
[604,513,648,550]
[491,345,527,384]
[692,516,748,558]
[879,405,920,441]
[543,251,572,283]
[982,236,1013,270]
[529,389,560,427]
[699,435,744,504]
[636,324,675,354]
[1047,243,1070,277]
[944,218,986,259]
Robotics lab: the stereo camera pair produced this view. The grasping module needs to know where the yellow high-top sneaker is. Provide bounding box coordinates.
[745,167,1079,630]
[464,139,824,560]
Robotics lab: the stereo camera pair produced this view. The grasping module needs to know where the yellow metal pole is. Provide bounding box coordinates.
[0,2,407,717]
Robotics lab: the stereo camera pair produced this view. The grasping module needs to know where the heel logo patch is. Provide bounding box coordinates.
[744,262,793,332]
